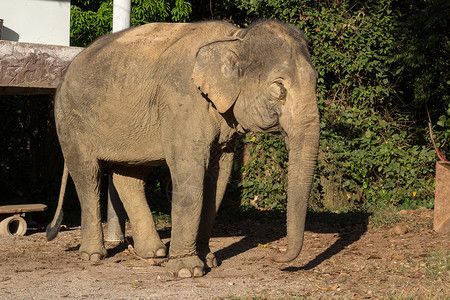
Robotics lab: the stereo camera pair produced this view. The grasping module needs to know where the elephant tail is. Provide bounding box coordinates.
[46,162,69,241]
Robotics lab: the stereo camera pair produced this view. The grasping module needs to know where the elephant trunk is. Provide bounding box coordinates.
[273,96,319,262]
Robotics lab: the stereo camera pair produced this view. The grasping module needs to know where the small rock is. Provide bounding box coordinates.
[393,224,409,235]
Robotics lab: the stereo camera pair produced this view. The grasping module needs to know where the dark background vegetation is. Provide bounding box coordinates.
[0,0,448,225]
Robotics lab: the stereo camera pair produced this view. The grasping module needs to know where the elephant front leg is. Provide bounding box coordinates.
[166,168,206,278]
[198,150,235,268]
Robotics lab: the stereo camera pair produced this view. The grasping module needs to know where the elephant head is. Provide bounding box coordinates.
[193,21,319,262]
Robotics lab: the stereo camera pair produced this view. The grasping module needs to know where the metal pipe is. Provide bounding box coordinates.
[113,0,131,33]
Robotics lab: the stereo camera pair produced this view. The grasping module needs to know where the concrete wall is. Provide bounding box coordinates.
[0,40,83,94]
[0,0,70,46]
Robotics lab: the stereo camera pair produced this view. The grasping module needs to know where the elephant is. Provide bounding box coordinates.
[46,20,319,278]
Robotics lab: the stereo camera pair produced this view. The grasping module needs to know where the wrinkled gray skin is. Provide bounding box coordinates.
[47,20,319,278]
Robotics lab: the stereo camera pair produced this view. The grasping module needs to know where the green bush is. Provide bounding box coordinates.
[221,0,448,210]
[239,133,288,211]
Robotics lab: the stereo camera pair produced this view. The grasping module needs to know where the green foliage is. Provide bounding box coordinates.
[71,1,113,46]
[318,105,436,207]
[170,0,192,22]
[70,0,191,46]
[222,0,448,211]
[436,102,450,148]
[239,133,288,210]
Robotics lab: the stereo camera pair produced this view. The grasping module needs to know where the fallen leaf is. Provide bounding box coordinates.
[411,272,424,279]
[368,254,382,260]
[329,283,339,290]
[196,284,209,288]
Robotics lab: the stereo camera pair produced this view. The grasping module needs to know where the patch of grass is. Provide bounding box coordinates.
[356,203,411,228]
[409,220,433,232]
[369,209,407,228]
[423,249,450,280]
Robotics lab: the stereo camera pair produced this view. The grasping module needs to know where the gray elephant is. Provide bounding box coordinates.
[46,20,319,278]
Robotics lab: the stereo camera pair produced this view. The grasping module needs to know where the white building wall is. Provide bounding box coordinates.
[0,0,70,46]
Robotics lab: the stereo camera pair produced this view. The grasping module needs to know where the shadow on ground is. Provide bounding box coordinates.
[26,209,370,271]
[213,210,371,271]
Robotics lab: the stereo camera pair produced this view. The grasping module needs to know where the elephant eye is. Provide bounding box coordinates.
[269,81,287,105]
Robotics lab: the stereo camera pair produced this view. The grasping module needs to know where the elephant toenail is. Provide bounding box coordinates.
[208,257,217,268]
[193,267,204,277]
[155,247,167,258]
[80,252,90,261]
[90,253,102,261]
[205,253,217,268]
[177,268,192,278]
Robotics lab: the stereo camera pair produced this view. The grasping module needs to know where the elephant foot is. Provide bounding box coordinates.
[166,255,204,278]
[79,244,107,261]
[134,240,167,258]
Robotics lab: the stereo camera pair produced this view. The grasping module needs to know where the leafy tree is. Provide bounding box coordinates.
[219,0,448,210]
[70,0,192,46]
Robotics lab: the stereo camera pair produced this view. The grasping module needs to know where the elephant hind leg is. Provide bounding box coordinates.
[69,160,106,261]
[112,168,166,258]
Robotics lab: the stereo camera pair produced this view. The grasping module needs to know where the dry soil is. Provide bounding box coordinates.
[0,207,448,299]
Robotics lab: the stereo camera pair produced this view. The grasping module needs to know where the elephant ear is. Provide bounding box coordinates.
[193,38,243,113]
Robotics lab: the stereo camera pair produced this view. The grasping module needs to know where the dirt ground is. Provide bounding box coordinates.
[0,207,448,299]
